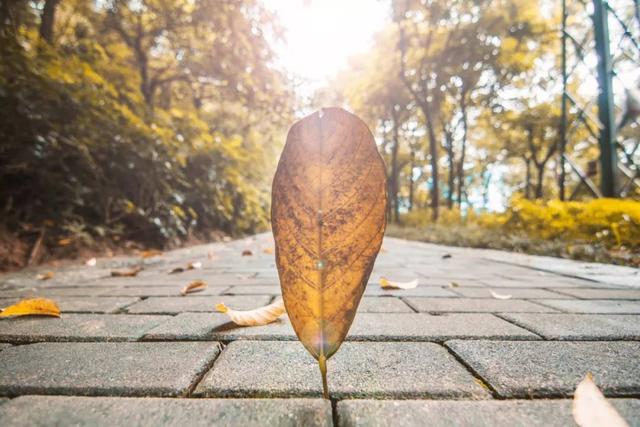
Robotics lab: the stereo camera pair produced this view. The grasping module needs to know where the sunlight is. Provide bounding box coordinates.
[265,0,389,95]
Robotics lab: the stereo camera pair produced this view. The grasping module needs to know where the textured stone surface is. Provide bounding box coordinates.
[0,342,220,397]
[499,313,640,340]
[1,297,139,313]
[0,396,331,427]
[195,341,489,399]
[143,313,296,341]
[0,314,170,343]
[107,286,230,297]
[337,399,640,427]
[404,298,556,313]
[348,313,539,341]
[548,288,640,300]
[450,287,571,299]
[125,295,271,314]
[223,285,282,295]
[357,297,413,312]
[364,287,458,297]
[446,340,640,397]
[535,299,640,313]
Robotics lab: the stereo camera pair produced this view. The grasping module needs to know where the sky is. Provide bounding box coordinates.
[264,0,389,97]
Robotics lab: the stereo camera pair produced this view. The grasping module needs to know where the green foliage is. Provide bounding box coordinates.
[0,0,293,268]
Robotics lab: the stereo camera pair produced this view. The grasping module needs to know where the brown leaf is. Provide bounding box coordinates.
[169,261,202,274]
[0,298,61,318]
[263,247,274,254]
[573,373,629,427]
[271,108,387,398]
[241,249,253,256]
[110,266,143,277]
[36,271,55,281]
[490,290,512,300]
[181,280,207,296]
[216,298,285,326]
[141,249,163,258]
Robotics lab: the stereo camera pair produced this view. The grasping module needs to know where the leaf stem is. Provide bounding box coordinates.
[319,354,329,399]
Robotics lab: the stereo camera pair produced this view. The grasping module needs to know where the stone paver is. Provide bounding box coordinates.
[450,287,571,299]
[446,340,640,397]
[0,314,170,343]
[1,297,139,314]
[0,342,220,397]
[499,313,640,340]
[1,232,638,423]
[337,399,640,427]
[0,396,331,427]
[535,299,640,313]
[404,298,556,313]
[195,340,489,399]
[125,295,271,314]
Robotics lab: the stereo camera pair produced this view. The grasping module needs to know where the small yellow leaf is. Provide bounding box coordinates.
[262,247,274,254]
[379,277,419,290]
[0,298,61,318]
[216,299,286,326]
[169,261,202,274]
[449,282,460,288]
[490,290,512,300]
[141,250,163,258]
[111,266,142,277]
[36,271,55,281]
[181,280,207,296]
[573,373,629,427]
[85,258,97,267]
[242,249,253,256]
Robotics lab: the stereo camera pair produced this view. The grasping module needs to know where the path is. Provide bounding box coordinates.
[0,233,639,426]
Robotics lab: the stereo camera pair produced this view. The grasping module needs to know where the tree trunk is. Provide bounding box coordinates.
[419,103,439,221]
[39,0,59,44]
[456,93,468,207]
[535,165,545,199]
[390,111,400,223]
[444,128,455,209]
[525,157,532,199]
[408,147,415,211]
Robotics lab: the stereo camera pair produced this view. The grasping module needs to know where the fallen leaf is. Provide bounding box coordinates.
[449,282,460,288]
[241,249,253,256]
[236,272,259,280]
[169,261,202,274]
[181,280,207,296]
[141,249,163,258]
[86,258,97,267]
[0,298,61,318]
[207,251,217,260]
[573,373,629,427]
[216,298,286,326]
[36,271,55,281]
[380,277,419,290]
[272,108,387,398]
[490,290,512,300]
[263,247,274,254]
[111,266,143,277]
[442,253,452,259]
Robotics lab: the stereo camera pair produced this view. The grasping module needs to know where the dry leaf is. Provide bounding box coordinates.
[86,258,97,267]
[380,277,419,290]
[573,373,629,427]
[181,280,207,296]
[236,272,259,280]
[36,271,55,281]
[272,108,387,398]
[242,249,253,256]
[141,249,163,258]
[263,247,274,254]
[442,253,452,259]
[216,298,286,326]
[449,282,460,288]
[0,298,61,318]
[111,266,143,277]
[490,290,512,300]
[169,261,202,274]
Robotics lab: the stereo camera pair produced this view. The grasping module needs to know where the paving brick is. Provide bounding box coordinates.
[107,286,230,297]
[480,277,595,288]
[450,287,571,299]
[1,297,139,314]
[535,299,640,314]
[446,340,640,398]
[364,286,459,297]
[337,399,640,427]
[195,341,489,399]
[1,287,118,297]
[0,396,331,427]
[0,342,220,397]
[223,285,282,295]
[499,313,640,340]
[126,295,271,314]
[358,297,413,313]
[404,298,556,313]
[0,344,11,352]
[348,313,539,341]
[548,288,640,300]
[0,314,171,343]
[143,313,296,341]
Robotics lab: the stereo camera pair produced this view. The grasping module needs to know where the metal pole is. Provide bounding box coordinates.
[592,0,618,197]
[559,0,568,200]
